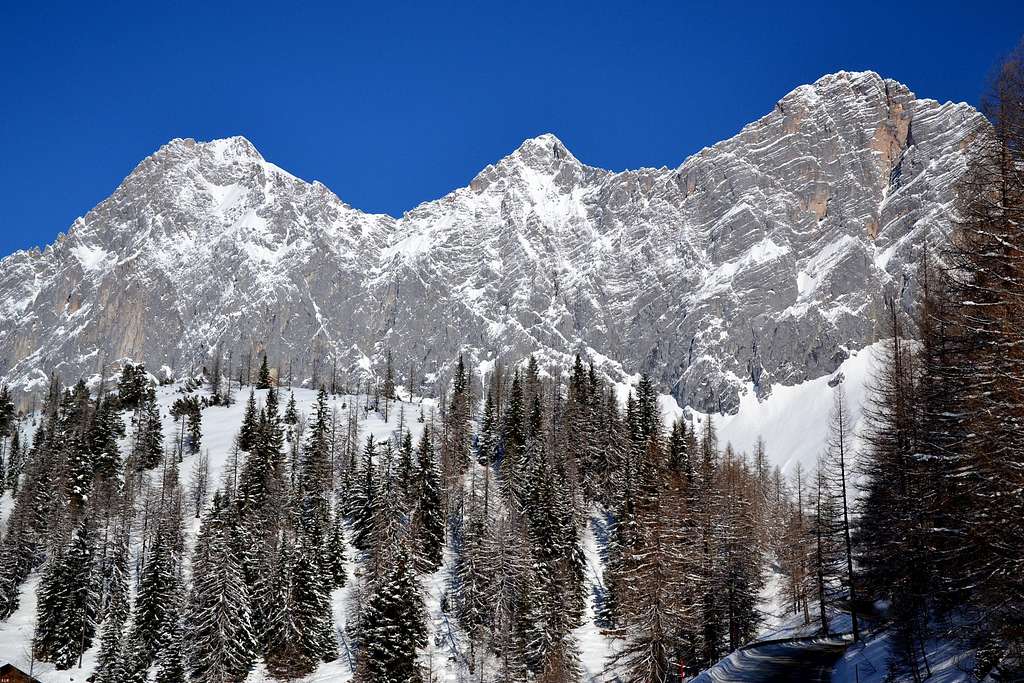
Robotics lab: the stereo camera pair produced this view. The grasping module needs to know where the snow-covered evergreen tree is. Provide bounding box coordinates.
[94,526,130,683]
[326,508,348,589]
[411,426,443,572]
[352,434,379,551]
[136,389,165,470]
[256,354,273,390]
[34,514,100,669]
[129,517,182,669]
[238,390,258,452]
[185,491,256,682]
[358,542,426,682]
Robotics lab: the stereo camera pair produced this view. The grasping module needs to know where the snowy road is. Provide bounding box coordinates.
[693,637,849,682]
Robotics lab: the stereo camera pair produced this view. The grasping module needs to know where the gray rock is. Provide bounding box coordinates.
[0,72,987,412]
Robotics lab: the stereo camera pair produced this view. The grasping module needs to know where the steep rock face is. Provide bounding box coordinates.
[0,137,394,391]
[0,72,986,410]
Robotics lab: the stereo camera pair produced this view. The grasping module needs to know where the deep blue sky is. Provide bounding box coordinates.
[2,1,1022,257]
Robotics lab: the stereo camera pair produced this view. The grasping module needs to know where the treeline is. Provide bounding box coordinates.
[433,356,780,680]
[0,342,797,682]
[850,49,1024,681]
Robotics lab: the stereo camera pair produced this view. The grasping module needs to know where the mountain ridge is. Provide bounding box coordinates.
[6,69,968,255]
[0,70,987,411]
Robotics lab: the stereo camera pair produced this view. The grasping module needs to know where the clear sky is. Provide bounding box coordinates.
[2,1,1022,257]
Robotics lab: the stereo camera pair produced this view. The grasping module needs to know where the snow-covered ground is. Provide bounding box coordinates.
[679,341,883,474]
[831,631,975,683]
[691,637,850,683]
[609,340,883,476]
[576,515,618,680]
[705,580,978,683]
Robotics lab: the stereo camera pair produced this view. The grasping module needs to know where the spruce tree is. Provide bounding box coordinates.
[185,492,257,682]
[256,354,273,390]
[118,363,148,409]
[358,542,427,682]
[397,428,415,506]
[66,430,95,513]
[136,390,164,470]
[291,529,338,666]
[488,514,533,679]
[299,386,333,545]
[441,354,472,512]
[264,537,307,678]
[94,528,130,683]
[238,409,279,519]
[352,434,379,551]
[4,429,20,493]
[238,390,258,452]
[0,422,57,618]
[154,616,187,683]
[129,520,181,669]
[187,403,202,455]
[284,391,298,442]
[34,515,100,669]
[285,391,298,425]
[478,388,499,466]
[237,391,288,655]
[411,426,444,572]
[454,466,495,644]
[501,371,528,503]
[90,396,126,479]
[383,349,396,400]
[326,510,348,589]
[0,385,15,438]
[666,417,690,479]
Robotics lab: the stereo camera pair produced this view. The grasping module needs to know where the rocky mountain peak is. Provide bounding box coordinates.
[154,135,265,164]
[510,132,578,166]
[468,132,591,196]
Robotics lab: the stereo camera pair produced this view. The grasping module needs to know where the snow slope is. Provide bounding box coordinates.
[616,340,884,474]
[696,341,882,474]
[832,631,975,683]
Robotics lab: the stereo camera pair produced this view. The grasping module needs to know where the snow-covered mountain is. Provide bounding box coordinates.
[0,71,985,411]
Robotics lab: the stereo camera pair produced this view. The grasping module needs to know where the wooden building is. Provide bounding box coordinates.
[0,663,42,683]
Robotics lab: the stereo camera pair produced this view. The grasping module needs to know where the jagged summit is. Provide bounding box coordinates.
[0,73,989,411]
[812,69,890,88]
[510,132,578,164]
[464,131,589,198]
[155,135,264,160]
